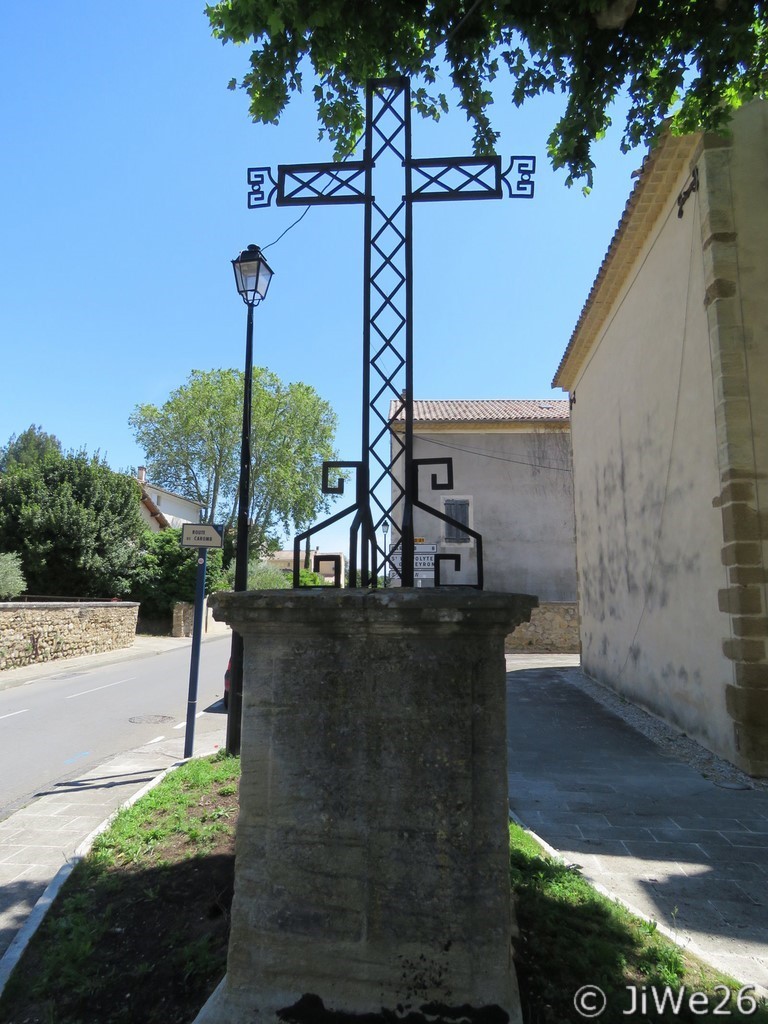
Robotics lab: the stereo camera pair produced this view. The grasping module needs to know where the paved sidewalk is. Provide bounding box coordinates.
[506,655,768,994]
[0,637,228,986]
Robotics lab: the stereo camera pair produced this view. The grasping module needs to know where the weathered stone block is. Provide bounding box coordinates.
[722,637,766,662]
[195,589,536,1024]
[718,586,763,615]
[731,616,768,638]
[720,502,761,542]
[721,542,762,566]
[730,688,768,775]
[726,684,768,725]
[733,662,768,689]
[728,566,768,585]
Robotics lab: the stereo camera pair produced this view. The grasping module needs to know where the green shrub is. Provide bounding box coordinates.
[0,552,26,599]
[245,560,290,590]
[130,529,227,618]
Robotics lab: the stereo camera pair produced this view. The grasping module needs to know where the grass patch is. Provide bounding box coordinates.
[1,762,765,1024]
[0,752,240,1024]
[510,821,768,1022]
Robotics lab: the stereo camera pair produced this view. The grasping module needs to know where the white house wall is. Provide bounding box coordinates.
[569,167,733,756]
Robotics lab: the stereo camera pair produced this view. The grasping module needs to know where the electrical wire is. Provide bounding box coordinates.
[260,126,367,253]
[415,432,573,473]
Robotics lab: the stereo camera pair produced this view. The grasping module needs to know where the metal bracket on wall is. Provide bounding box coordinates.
[677,167,699,219]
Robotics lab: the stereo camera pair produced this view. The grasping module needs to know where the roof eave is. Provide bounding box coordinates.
[552,129,702,393]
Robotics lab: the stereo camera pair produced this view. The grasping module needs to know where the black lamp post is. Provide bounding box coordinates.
[226,244,274,757]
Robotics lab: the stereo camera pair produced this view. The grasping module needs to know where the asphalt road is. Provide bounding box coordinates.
[0,636,231,822]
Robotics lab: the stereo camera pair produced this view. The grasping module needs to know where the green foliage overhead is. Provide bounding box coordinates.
[130,529,227,619]
[0,552,26,600]
[129,367,339,557]
[206,0,768,185]
[0,442,145,599]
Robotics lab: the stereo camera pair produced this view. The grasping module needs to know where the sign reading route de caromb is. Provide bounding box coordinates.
[180,523,224,549]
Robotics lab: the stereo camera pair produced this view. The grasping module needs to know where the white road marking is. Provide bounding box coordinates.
[147,736,166,744]
[64,677,134,699]
[0,709,29,721]
[174,711,206,730]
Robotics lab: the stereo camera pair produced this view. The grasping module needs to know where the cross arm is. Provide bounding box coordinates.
[247,161,367,209]
[408,155,536,202]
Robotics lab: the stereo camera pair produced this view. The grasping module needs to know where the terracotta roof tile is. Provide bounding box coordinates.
[389,399,570,423]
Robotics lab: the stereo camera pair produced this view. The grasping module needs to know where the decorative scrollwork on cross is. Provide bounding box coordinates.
[501,156,537,199]
[247,167,278,209]
[410,458,484,589]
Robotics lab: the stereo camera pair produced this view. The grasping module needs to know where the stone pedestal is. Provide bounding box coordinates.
[195,588,536,1024]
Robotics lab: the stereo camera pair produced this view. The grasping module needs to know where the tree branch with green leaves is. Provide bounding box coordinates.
[206,0,767,186]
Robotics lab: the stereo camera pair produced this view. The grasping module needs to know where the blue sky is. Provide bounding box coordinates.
[0,1,642,548]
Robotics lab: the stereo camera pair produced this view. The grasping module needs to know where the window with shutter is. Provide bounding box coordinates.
[444,499,470,543]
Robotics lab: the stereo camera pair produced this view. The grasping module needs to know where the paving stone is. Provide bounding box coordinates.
[649,827,737,845]
[724,832,768,848]
[578,825,656,842]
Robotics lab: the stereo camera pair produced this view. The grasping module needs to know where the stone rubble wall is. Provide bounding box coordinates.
[172,599,231,639]
[505,601,580,653]
[0,602,139,671]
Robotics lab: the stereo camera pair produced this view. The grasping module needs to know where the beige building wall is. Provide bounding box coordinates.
[398,424,576,600]
[556,101,768,774]
[568,174,732,754]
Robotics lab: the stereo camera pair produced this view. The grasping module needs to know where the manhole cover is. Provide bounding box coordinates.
[129,714,176,725]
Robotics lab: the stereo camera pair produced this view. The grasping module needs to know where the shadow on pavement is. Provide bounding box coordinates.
[506,665,768,982]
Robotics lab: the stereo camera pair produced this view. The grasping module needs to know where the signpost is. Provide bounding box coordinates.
[390,543,436,583]
[180,523,224,758]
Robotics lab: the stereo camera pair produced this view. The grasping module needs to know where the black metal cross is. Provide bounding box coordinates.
[248,76,534,588]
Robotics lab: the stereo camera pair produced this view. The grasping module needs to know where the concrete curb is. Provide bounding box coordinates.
[508,811,768,1002]
[0,746,221,998]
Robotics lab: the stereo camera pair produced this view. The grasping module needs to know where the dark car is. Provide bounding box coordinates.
[224,658,231,709]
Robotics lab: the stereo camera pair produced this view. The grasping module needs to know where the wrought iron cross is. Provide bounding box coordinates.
[248,76,534,588]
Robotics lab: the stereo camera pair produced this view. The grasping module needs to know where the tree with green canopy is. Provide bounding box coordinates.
[206,0,767,185]
[0,425,62,473]
[0,440,145,598]
[129,367,339,556]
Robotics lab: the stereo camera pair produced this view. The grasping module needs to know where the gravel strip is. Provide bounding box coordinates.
[562,665,768,792]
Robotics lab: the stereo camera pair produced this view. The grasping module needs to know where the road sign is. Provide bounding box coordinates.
[181,523,224,549]
[390,546,436,570]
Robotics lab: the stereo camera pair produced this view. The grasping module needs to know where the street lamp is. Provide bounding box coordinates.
[226,244,274,757]
[382,519,389,587]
